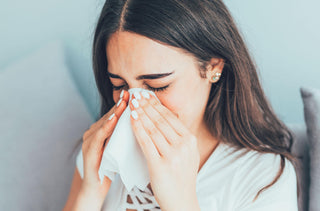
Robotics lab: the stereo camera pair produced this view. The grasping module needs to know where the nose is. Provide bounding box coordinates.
[127,87,147,100]
[125,81,144,92]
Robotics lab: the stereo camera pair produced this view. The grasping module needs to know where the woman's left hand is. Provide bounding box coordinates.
[129,91,201,211]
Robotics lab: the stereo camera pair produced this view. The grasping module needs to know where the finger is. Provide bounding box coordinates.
[102,90,130,121]
[84,103,118,140]
[130,110,161,163]
[114,92,129,118]
[85,90,129,138]
[137,93,181,145]
[84,113,118,154]
[85,96,127,150]
[131,100,171,157]
[148,93,189,136]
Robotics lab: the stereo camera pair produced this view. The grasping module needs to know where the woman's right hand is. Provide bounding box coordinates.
[79,90,129,202]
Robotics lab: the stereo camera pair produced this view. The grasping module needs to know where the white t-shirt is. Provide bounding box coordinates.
[76,142,298,211]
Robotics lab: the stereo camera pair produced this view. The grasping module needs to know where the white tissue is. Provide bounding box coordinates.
[98,88,158,192]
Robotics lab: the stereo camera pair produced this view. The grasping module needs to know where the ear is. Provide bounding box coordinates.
[205,58,225,83]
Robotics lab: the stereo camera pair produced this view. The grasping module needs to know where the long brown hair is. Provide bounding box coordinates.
[72,0,298,201]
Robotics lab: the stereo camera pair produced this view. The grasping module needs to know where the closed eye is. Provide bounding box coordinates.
[111,84,170,92]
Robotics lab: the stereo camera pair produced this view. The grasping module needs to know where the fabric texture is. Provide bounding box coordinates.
[0,41,94,211]
[300,86,320,211]
[76,141,299,211]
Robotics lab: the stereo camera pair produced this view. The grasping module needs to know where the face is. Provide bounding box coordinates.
[106,31,212,135]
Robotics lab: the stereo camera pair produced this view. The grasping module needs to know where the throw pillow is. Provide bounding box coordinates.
[300,86,320,211]
[0,40,94,211]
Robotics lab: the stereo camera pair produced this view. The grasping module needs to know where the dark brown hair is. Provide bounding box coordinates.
[72,0,298,202]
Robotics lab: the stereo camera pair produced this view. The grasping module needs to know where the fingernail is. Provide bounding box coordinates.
[131,110,138,120]
[120,90,124,98]
[141,91,150,99]
[108,113,115,121]
[117,98,122,107]
[133,91,141,100]
[132,99,139,108]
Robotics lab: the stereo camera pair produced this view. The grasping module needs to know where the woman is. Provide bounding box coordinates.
[63,0,299,210]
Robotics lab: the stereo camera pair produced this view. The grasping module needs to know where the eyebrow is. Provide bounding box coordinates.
[107,71,175,80]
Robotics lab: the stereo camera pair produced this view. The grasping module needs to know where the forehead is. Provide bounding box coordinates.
[106,31,193,75]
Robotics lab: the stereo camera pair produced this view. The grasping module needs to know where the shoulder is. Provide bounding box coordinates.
[222,143,297,189]
[217,143,296,179]
[236,148,296,185]
[227,147,298,210]
[198,143,298,210]
[202,143,296,183]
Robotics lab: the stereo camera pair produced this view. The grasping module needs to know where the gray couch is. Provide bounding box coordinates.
[0,41,316,211]
[290,123,310,211]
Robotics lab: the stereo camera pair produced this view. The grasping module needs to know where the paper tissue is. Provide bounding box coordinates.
[98,87,159,192]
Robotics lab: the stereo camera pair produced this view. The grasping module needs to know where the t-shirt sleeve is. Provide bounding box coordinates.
[76,148,84,179]
[232,154,298,211]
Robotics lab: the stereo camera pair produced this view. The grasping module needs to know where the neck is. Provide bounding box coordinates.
[192,118,219,150]
[191,119,219,173]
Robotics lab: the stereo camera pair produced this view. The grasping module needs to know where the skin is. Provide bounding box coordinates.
[106,31,225,210]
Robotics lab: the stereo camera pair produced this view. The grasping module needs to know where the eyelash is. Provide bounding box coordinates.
[111,84,170,92]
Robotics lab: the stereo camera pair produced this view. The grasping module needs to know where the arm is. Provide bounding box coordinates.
[170,192,201,211]
[71,179,111,211]
[62,167,112,211]
[62,168,82,211]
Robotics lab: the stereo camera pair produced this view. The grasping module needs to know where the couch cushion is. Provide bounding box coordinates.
[300,86,320,211]
[288,123,310,211]
[0,41,94,211]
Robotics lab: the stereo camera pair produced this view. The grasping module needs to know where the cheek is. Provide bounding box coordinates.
[156,89,188,118]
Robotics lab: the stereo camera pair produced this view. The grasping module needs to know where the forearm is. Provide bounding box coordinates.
[177,195,201,211]
[163,191,201,211]
[71,187,106,211]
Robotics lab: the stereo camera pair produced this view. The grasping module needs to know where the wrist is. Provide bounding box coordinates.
[162,191,200,211]
[173,192,201,211]
[72,178,111,211]
[72,188,104,211]
[83,176,112,197]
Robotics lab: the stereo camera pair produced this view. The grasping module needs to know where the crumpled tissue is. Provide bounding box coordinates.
[98,87,159,192]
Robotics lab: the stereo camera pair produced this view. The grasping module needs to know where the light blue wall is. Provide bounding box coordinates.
[0,0,104,119]
[1,0,319,124]
[224,0,320,124]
